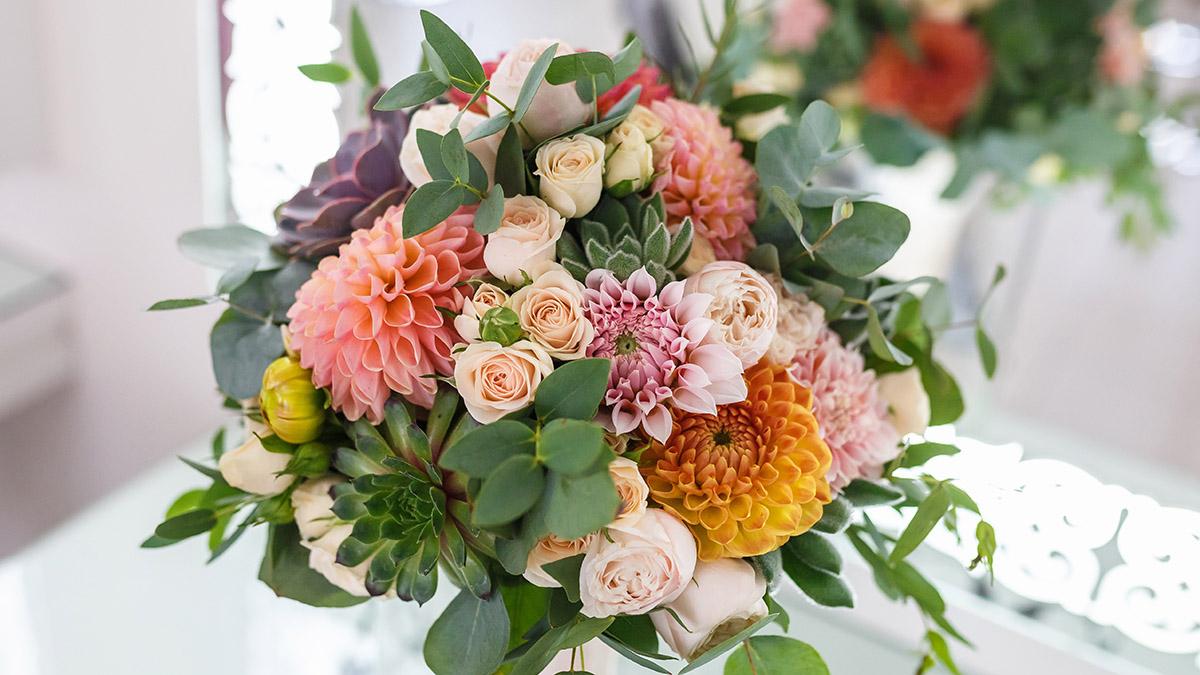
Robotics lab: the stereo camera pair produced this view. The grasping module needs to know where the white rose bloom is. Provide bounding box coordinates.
[684,261,778,367]
[399,103,499,187]
[735,107,790,142]
[508,268,593,359]
[453,340,554,424]
[766,275,826,365]
[651,559,768,662]
[489,38,590,144]
[217,434,294,496]
[524,532,597,588]
[535,134,605,218]
[453,283,510,342]
[292,476,394,598]
[607,457,649,532]
[484,195,567,284]
[603,122,655,196]
[877,368,931,438]
[579,509,697,617]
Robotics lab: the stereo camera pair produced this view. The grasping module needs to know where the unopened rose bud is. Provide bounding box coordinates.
[260,356,327,444]
[604,123,655,197]
[478,306,524,346]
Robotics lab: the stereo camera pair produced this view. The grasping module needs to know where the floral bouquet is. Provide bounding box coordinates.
[147,5,1000,674]
[750,0,1169,241]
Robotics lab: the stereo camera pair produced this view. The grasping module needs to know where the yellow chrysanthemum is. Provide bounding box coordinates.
[640,362,832,560]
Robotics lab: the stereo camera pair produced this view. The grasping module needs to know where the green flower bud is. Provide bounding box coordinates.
[260,356,327,444]
[478,306,524,346]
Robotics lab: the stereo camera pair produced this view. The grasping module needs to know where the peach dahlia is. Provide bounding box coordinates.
[640,362,832,560]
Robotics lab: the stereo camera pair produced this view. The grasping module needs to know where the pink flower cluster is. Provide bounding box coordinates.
[583,268,745,442]
[650,99,758,262]
[787,329,900,489]
[287,205,485,423]
[770,0,832,53]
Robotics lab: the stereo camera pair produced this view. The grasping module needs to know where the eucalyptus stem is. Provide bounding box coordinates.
[224,299,272,324]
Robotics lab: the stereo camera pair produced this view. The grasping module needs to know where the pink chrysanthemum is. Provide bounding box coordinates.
[287,205,485,423]
[651,99,757,262]
[787,329,900,490]
[583,268,746,443]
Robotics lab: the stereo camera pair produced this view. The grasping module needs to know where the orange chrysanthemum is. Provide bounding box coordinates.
[640,362,832,560]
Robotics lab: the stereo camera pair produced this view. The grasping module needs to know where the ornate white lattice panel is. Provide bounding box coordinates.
[223,0,342,231]
[872,428,1200,670]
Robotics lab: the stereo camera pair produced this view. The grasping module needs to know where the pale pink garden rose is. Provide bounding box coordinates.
[583,267,747,443]
[217,435,294,496]
[399,103,499,186]
[579,509,697,617]
[789,329,901,490]
[484,195,567,284]
[524,532,597,588]
[877,368,931,438]
[683,261,778,367]
[651,559,768,662]
[509,268,594,359]
[292,476,394,598]
[535,134,606,218]
[766,275,825,365]
[771,0,832,53]
[608,456,650,532]
[453,282,510,343]
[489,39,590,144]
[453,340,554,423]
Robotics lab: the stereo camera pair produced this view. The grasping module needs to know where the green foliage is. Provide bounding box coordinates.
[533,358,612,421]
[890,482,951,564]
[424,589,510,675]
[348,6,380,87]
[419,10,485,90]
[178,224,284,271]
[723,636,829,675]
[259,523,367,607]
[298,62,352,84]
[376,71,448,110]
[678,614,777,674]
[861,113,940,167]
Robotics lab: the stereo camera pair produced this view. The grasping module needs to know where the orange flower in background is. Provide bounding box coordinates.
[861,20,991,134]
[640,362,832,560]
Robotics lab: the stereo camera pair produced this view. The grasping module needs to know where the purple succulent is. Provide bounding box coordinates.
[274,96,411,259]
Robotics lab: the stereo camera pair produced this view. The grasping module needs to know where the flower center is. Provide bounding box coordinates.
[614,332,640,356]
[712,428,733,446]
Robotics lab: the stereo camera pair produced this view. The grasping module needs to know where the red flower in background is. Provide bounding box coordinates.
[598,63,673,117]
[861,20,991,134]
[448,58,500,115]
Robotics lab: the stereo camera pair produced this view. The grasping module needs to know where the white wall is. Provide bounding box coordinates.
[0,0,226,555]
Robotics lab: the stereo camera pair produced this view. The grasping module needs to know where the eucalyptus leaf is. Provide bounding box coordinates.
[539,419,606,476]
[424,589,510,675]
[298,62,352,83]
[901,442,960,468]
[419,10,485,88]
[178,225,283,271]
[148,297,215,311]
[210,309,283,399]
[544,470,619,540]
[842,479,906,507]
[723,635,830,675]
[403,180,469,237]
[376,71,448,110]
[890,483,951,564]
[514,43,558,123]
[259,524,367,607]
[349,6,379,86]
[440,420,536,477]
[534,358,612,421]
[474,184,505,235]
[474,455,544,527]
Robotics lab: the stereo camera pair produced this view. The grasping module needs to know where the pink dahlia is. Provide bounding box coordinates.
[287,205,486,423]
[583,267,746,443]
[650,99,757,261]
[787,329,900,490]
